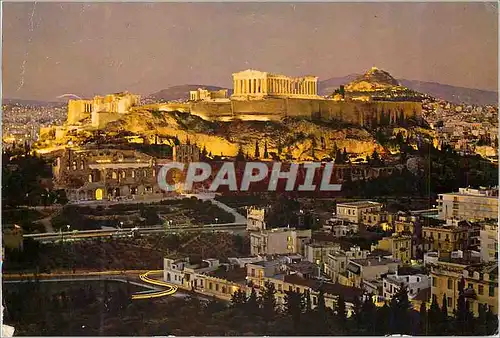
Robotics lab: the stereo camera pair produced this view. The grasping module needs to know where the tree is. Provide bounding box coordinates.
[236,145,245,162]
[371,149,381,165]
[485,305,498,335]
[254,141,260,158]
[455,276,474,335]
[201,145,208,159]
[342,147,348,162]
[419,301,428,335]
[334,295,347,331]
[361,294,377,334]
[246,287,260,315]
[284,290,303,331]
[303,289,312,313]
[231,289,247,309]
[260,281,276,318]
[339,85,345,98]
[428,294,441,335]
[312,288,329,334]
[377,301,392,335]
[391,286,411,334]
[263,141,269,159]
[334,148,343,164]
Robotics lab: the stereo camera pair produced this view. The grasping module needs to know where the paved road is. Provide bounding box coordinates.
[24,222,247,242]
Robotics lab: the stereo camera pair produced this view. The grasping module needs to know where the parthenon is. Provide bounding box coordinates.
[231,69,319,99]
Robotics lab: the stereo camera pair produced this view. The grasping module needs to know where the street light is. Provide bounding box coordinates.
[119,221,124,230]
[215,218,218,224]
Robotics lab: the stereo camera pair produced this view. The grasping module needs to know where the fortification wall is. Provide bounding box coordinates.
[164,98,422,126]
[190,101,232,121]
[92,111,120,129]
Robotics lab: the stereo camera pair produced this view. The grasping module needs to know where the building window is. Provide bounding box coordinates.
[112,171,117,179]
[209,282,213,290]
[489,285,495,297]
[80,161,84,170]
[447,279,453,290]
[88,174,92,183]
[447,297,452,308]
[289,286,293,291]
[479,285,484,295]
[121,171,126,179]
[132,170,135,178]
[313,296,317,305]
[287,236,291,241]
[72,161,77,170]
[251,268,255,277]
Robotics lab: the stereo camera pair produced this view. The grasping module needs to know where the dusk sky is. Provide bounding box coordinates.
[3,2,498,101]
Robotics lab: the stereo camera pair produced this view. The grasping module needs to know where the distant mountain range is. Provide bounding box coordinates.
[148,75,497,106]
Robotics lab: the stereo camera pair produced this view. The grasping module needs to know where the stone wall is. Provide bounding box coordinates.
[92,111,120,129]
[180,97,422,126]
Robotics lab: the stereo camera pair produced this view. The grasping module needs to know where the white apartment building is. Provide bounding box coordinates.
[304,242,341,268]
[383,273,431,300]
[324,246,370,283]
[480,223,498,262]
[437,187,499,221]
[336,201,383,224]
[249,228,312,256]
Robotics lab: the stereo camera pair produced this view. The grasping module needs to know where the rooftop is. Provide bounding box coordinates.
[337,201,383,208]
[283,274,363,302]
[205,266,247,283]
[352,257,399,267]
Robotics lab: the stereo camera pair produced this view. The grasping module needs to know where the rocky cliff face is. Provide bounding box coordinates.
[102,109,385,160]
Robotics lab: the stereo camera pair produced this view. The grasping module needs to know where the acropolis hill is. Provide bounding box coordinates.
[38,68,428,159]
[60,68,422,130]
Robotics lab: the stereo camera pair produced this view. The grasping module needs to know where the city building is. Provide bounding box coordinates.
[339,257,400,288]
[323,218,359,237]
[336,201,383,224]
[430,258,498,316]
[173,144,201,163]
[383,273,431,300]
[231,69,319,100]
[421,219,479,253]
[324,246,370,282]
[394,212,420,235]
[52,147,162,201]
[362,210,394,229]
[479,222,498,262]
[189,88,229,102]
[246,258,363,315]
[437,187,499,221]
[246,207,268,231]
[371,233,412,263]
[67,92,140,126]
[304,242,341,270]
[249,228,312,256]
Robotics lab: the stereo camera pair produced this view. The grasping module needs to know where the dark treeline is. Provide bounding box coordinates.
[228,281,498,336]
